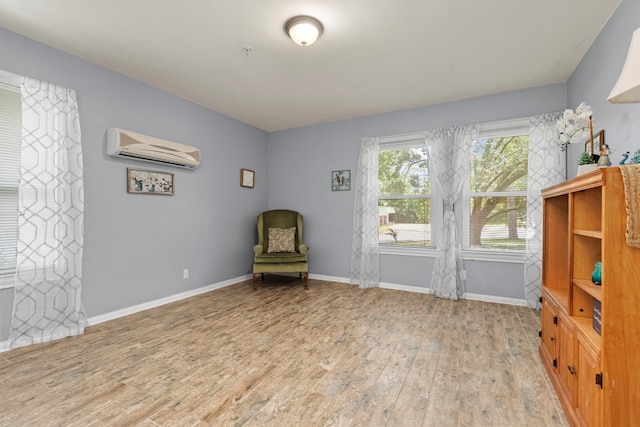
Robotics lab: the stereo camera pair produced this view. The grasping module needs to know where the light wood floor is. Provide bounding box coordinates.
[0,277,569,427]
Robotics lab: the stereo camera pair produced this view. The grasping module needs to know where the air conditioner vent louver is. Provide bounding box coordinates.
[106,128,200,169]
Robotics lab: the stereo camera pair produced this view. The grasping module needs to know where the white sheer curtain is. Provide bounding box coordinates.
[426,125,479,300]
[9,77,86,349]
[524,112,564,308]
[351,137,380,289]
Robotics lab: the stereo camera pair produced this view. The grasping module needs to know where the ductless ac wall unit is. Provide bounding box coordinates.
[107,128,201,169]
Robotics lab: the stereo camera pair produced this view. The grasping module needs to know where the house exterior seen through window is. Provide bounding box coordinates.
[378,140,432,247]
[377,125,529,255]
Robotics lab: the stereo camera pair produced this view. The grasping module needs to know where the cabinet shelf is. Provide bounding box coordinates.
[572,316,601,351]
[573,229,602,239]
[573,279,602,301]
[541,167,640,426]
[546,287,569,310]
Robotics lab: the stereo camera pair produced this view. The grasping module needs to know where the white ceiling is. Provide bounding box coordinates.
[0,0,621,132]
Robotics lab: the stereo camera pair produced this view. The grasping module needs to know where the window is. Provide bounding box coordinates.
[0,83,21,277]
[464,124,529,253]
[378,138,433,247]
[376,120,529,259]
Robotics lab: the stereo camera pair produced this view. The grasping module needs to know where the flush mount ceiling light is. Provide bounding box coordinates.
[285,16,323,47]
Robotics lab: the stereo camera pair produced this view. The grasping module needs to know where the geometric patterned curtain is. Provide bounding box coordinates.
[524,112,564,309]
[350,137,380,289]
[9,77,86,349]
[426,124,479,300]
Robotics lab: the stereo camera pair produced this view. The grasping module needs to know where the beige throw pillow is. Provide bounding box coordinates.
[268,227,296,253]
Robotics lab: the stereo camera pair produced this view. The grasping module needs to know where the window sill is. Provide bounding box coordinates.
[379,246,524,263]
[462,249,525,264]
[379,245,437,257]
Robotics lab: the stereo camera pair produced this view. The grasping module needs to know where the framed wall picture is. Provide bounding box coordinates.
[332,170,351,191]
[241,168,255,188]
[585,129,605,158]
[127,168,174,195]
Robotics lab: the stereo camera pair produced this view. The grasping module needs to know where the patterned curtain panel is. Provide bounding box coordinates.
[351,137,380,289]
[426,125,479,300]
[9,78,86,349]
[524,113,565,308]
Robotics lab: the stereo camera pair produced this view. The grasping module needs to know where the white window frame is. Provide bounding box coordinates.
[377,132,440,256]
[376,119,529,263]
[461,118,529,263]
[0,70,21,290]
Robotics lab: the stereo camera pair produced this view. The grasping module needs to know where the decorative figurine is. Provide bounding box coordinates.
[598,144,611,166]
[620,151,630,165]
[630,149,640,164]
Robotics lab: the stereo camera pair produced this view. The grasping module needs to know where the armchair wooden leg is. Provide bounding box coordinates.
[252,273,259,291]
[303,272,309,290]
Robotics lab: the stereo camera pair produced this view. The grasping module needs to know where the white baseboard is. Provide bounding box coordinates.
[86,273,527,327]
[311,274,527,306]
[87,274,252,326]
[381,283,527,306]
[379,281,433,294]
[0,273,527,353]
[308,273,350,284]
[464,292,528,307]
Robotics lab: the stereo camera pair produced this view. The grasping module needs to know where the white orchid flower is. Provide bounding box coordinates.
[556,102,594,148]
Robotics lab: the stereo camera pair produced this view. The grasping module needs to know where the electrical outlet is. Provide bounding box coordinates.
[183,269,189,279]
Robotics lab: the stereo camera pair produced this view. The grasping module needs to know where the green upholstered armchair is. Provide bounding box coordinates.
[252,209,309,290]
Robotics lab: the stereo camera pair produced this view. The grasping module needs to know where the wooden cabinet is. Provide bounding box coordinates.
[540,168,640,426]
[556,312,576,407]
[576,333,601,427]
[540,294,558,370]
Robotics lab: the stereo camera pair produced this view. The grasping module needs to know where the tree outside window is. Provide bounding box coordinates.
[376,127,529,255]
[378,143,431,246]
[468,135,528,251]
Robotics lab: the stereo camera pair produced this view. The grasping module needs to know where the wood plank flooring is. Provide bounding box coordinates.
[0,277,569,426]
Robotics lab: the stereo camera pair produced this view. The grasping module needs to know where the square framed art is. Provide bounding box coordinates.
[331,170,351,191]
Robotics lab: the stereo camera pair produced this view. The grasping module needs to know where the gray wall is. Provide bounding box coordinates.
[267,0,639,300]
[0,28,269,329]
[268,85,567,300]
[566,0,640,178]
[1,0,637,338]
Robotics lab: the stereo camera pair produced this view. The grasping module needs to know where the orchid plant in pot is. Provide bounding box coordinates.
[557,103,598,175]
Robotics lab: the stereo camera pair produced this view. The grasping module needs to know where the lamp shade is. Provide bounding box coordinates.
[608,27,640,103]
[285,16,323,47]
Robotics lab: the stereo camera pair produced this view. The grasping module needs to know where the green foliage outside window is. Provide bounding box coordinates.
[469,135,528,250]
[378,147,430,196]
[378,145,431,245]
[377,134,529,251]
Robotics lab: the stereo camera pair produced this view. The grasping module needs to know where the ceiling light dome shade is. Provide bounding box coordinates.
[608,27,640,103]
[285,16,323,46]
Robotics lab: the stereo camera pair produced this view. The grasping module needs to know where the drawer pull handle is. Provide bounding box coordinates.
[568,365,576,375]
